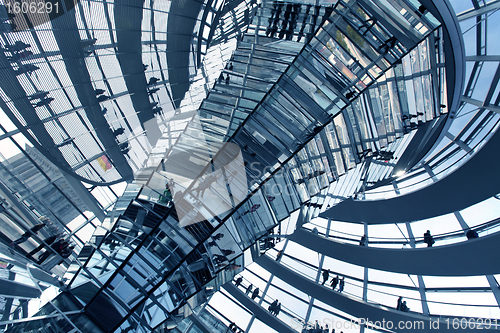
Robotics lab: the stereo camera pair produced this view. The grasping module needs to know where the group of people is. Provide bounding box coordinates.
[359,229,479,248]
[249,286,260,300]
[10,222,46,246]
[234,276,283,318]
[9,222,74,264]
[268,299,281,316]
[212,249,236,265]
[36,237,74,264]
[396,296,410,312]
[330,275,345,292]
[321,269,345,293]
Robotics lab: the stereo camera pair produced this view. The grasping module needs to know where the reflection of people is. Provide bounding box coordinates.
[27,234,58,258]
[37,238,69,264]
[213,254,227,264]
[194,180,210,197]
[221,249,235,256]
[213,233,224,240]
[359,234,368,246]
[158,184,172,203]
[242,204,260,216]
[11,223,46,246]
[226,263,241,271]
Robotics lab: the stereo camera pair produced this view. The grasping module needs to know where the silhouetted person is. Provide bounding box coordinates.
[251,287,259,300]
[246,284,253,295]
[268,299,278,313]
[466,229,479,240]
[225,74,230,84]
[423,230,434,247]
[276,249,284,261]
[338,277,345,293]
[273,302,281,316]
[396,296,402,310]
[235,276,243,287]
[359,234,368,246]
[322,269,330,285]
[400,300,409,312]
[229,63,233,70]
[330,276,338,290]
[11,223,46,246]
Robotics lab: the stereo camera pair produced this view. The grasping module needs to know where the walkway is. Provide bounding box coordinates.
[224,282,296,333]
[257,255,499,332]
[320,128,500,224]
[288,228,500,276]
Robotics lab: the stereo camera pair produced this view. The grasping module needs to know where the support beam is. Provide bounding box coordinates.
[466,55,500,62]
[445,132,473,154]
[486,275,500,307]
[462,96,500,114]
[457,0,500,21]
